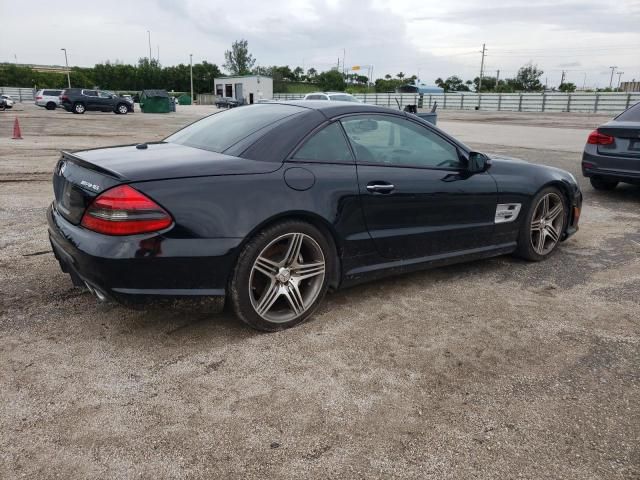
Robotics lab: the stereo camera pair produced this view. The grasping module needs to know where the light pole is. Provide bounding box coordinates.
[616,72,624,90]
[190,54,194,104]
[61,48,71,88]
[147,30,152,62]
[478,43,487,92]
[609,66,617,89]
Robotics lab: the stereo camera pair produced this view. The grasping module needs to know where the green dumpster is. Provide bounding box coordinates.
[139,89,172,113]
[178,94,192,105]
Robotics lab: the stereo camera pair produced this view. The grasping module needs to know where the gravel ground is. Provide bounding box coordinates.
[0,104,638,479]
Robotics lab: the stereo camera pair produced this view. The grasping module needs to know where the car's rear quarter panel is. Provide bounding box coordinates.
[133,162,375,277]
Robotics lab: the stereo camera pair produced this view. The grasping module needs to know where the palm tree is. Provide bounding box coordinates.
[397,72,405,80]
[384,74,392,80]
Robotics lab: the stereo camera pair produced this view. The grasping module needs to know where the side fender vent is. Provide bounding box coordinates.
[495,203,522,224]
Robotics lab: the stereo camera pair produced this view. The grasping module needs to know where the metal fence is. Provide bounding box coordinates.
[0,87,36,101]
[273,92,640,114]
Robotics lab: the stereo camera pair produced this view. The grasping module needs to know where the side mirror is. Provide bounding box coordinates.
[468,152,491,173]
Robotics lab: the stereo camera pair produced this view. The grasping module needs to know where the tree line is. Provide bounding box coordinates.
[435,64,581,93]
[0,39,609,94]
[0,58,221,93]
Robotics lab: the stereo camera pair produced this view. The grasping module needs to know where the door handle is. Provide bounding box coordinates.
[366,182,395,193]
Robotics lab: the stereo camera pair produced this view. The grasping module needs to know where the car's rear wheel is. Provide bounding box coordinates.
[46,102,57,110]
[515,187,566,261]
[229,220,333,331]
[590,176,618,191]
[116,103,129,114]
[73,102,86,114]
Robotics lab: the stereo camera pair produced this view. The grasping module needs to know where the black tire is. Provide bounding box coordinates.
[115,103,129,115]
[514,186,567,262]
[229,220,335,331]
[590,176,618,191]
[73,102,86,114]
[46,102,57,110]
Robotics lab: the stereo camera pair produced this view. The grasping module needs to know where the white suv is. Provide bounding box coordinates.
[303,92,360,102]
[35,89,63,110]
[1,94,14,108]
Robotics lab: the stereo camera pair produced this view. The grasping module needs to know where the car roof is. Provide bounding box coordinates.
[269,100,401,118]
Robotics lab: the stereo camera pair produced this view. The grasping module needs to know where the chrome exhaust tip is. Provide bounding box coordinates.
[84,282,107,302]
[84,282,95,295]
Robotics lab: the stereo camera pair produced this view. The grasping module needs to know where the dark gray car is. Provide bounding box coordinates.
[582,102,640,190]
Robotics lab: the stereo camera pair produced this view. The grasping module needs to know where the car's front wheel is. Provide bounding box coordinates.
[515,187,566,261]
[229,220,333,331]
[590,176,618,191]
[116,103,129,114]
[73,102,86,114]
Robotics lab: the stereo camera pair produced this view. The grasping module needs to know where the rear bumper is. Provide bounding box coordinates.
[582,147,640,184]
[47,204,240,303]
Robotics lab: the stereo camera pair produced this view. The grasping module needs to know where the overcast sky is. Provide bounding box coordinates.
[2,0,639,88]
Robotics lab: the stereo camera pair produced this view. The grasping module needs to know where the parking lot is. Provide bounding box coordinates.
[1,104,638,479]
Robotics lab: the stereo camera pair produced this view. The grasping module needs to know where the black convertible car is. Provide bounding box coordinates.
[48,101,582,331]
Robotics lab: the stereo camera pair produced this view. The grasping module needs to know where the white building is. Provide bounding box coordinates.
[213,75,273,104]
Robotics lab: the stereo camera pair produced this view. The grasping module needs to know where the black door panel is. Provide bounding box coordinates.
[356,166,497,258]
[341,114,498,260]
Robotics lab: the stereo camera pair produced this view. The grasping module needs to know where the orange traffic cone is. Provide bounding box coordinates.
[12,117,23,140]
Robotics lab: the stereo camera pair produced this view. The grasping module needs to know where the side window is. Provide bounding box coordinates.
[98,91,112,98]
[292,122,354,163]
[83,90,98,97]
[341,115,461,169]
[307,95,327,100]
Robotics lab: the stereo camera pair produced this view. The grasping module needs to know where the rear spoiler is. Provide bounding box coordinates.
[60,150,124,180]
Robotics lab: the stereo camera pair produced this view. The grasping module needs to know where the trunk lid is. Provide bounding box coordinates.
[53,142,278,224]
[74,142,279,181]
[597,121,640,158]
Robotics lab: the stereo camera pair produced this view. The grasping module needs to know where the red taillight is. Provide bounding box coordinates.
[81,185,172,235]
[60,95,68,100]
[587,130,614,145]
[36,96,43,100]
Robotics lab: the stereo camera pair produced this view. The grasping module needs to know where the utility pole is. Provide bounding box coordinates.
[343,48,346,76]
[616,71,624,90]
[60,48,71,88]
[609,66,617,89]
[560,70,566,86]
[157,45,160,64]
[14,54,17,66]
[582,73,587,91]
[495,69,500,89]
[478,43,486,92]
[147,30,152,62]
[190,54,194,104]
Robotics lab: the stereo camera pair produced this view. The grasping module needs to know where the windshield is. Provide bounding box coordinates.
[329,94,359,102]
[615,102,640,122]
[166,103,305,153]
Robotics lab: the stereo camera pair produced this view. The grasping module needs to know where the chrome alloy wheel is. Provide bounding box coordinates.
[530,192,564,255]
[249,232,326,323]
[118,104,128,114]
